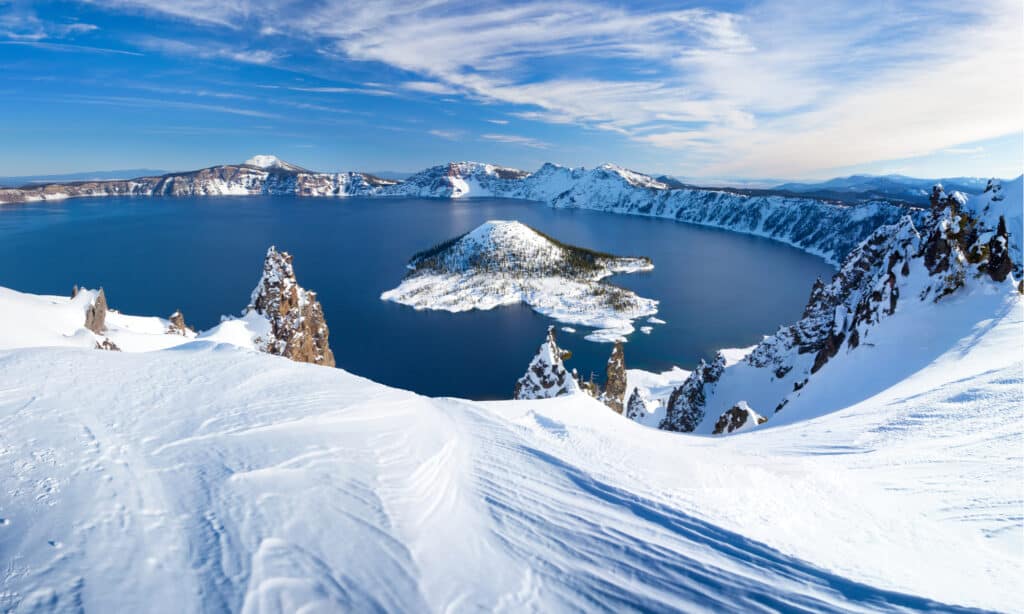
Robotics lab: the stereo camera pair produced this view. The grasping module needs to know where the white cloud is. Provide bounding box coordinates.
[133,36,281,65]
[486,119,509,125]
[428,129,463,140]
[70,0,1024,176]
[481,134,549,149]
[401,81,456,95]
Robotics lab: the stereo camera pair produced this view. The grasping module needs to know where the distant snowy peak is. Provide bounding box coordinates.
[243,155,307,172]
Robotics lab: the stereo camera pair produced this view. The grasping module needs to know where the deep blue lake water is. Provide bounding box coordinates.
[0,196,834,399]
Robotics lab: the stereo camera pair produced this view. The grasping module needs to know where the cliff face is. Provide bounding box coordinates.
[246,247,335,367]
[662,181,1019,435]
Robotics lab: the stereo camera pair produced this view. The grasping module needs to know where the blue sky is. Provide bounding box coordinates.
[1,0,1021,180]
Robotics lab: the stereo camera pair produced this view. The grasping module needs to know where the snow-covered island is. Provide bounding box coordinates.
[381,220,658,342]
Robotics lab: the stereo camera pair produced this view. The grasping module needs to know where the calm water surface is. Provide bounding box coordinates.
[0,196,834,399]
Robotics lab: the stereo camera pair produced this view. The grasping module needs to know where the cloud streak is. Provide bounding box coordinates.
[60,0,1024,176]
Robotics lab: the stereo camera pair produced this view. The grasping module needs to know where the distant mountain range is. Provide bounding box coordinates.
[653,173,998,206]
[0,169,169,188]
[770,174,995,205]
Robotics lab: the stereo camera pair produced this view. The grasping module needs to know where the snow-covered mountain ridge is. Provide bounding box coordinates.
[650,180,1022,435]
[381,220,657,342]
[7,156,1017,266]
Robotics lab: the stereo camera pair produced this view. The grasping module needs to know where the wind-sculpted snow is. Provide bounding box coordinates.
[381,221,658,342]
[0,316,1018,611]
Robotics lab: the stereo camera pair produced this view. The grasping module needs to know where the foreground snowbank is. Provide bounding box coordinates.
[0,297,1019,611]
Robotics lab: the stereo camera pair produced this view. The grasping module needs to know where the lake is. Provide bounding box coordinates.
[0,196,834,399]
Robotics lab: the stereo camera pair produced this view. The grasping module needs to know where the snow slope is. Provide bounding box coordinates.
[0,303,1019,611]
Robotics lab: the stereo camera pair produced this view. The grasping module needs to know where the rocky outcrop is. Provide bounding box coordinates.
[625,387,649,421]
[514,327,580,399]
[84,288,108,334]
[166,310,192,335]
[659,352,726,432]
[95,337,120,351]
[602,341,627,413]
[712,402,767,435]
[246,247,335,367]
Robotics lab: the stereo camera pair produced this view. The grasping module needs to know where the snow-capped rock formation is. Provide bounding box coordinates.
[166,310,191,335]
[660,352,726,432]
[381,220,658,341]
[712,401,767,435]
[243,154,307,172]
[602,341,627,413]
[244,247,335,367]
[83,287,108,334]
[660,181,1020,435]
[624,386,650,421]
[513,326,580,399]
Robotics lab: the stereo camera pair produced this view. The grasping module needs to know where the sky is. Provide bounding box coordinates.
[1,0,1021,181]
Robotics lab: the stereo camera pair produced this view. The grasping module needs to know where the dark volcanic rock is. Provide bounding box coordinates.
[659,352,726,433]
[625,387,649,421]
[712,402,767,435]
[602,341,627,414]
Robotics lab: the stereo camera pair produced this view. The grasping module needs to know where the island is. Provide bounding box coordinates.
[380,220,658,341]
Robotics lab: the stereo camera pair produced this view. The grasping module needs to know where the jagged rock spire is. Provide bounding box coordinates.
[513,326,580,399]
[660,352,725,432]
[84,288,108,334]
[602,341,627,413]
[167,310,192,336]
[246,246,335,367]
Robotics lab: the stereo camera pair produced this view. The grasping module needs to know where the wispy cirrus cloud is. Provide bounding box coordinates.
[481,133,549,149]
[428,129,463,140]
[133,36,281,65]
[0,2,97,41]
[57,0,1024,176]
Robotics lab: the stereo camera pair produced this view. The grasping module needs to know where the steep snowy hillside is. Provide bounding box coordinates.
[381,220,657,341]
[0,295,1019,611]
[650,181,1022,436]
